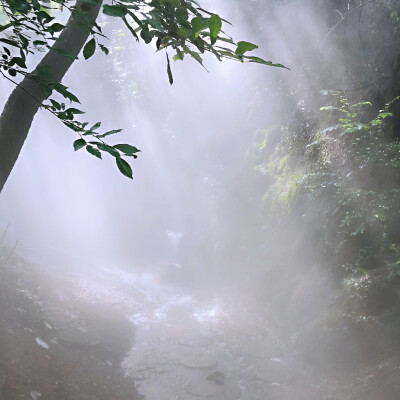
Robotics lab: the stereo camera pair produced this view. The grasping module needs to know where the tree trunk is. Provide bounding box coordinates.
[0,0,102,193]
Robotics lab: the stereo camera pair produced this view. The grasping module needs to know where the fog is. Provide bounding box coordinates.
[0,1,394,399]
[0,0,324,264]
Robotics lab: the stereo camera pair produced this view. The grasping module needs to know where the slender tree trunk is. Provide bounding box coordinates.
[0,0,102,193]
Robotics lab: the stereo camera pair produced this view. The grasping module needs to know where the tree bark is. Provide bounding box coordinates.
[0,0,102,193]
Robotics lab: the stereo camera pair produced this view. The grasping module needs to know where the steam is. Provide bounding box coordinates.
[0,1,375,398]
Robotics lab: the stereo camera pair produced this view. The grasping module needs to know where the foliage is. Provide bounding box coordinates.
[257,90,400,283]
[223,0,400,378]
[0,0,286,179]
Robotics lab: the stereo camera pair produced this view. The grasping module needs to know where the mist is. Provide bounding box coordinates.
[1,0,399,399]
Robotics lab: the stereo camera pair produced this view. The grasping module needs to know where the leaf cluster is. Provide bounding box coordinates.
[101,0,287,84]
[0,0,286,179]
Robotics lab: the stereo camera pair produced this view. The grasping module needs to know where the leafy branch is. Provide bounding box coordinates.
[0,0,287,180]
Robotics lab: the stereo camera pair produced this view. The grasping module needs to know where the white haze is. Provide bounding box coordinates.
[0,1,350,397]
[0,0,333,262]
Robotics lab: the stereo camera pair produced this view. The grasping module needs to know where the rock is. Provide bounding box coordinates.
[206,370,225,384]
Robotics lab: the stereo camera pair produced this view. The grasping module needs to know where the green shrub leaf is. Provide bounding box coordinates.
[73,138,86,151]
[83,38,96,60]
[235,41,258,56]
[208,14,221,44]
[86,145,102,159]
[116,157,133,179]
[114,144,141,155]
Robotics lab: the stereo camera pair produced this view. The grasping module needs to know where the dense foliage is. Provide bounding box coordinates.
[238,0,400,372]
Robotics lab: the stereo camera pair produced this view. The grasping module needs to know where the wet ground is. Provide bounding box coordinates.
[0,250,139,400]
[99,265,329,400]
[0,250,331,400]
[4,250,398,400]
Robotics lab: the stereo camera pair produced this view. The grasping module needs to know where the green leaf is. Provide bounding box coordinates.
[193,37,206,53]
[178,26,191,38]
[235,41,258,56]
[176,6,189,22]
[146,18,164,31]
[173,50,184,61]
[12,57,27,69]
[162,0,180,5]
[379,112,392,119]
[49,99,61,110]
[191,16,205,38]
[189,50,203,65]
[208,14,221,44]
[218,50,241,60]
[116,157,133,179]
[96,143,120,157]
[166,52,173,85]
[140,27,154,44]
[89,122,101,131]
[97,129,123,138]
[86,145,102,159]
[73,138,86,151]
[0,38,21,48]
[103,4,128,17]
[182,44,205,67]
[99,44,109,55]
[33,40,47,46]
[122,16,139,41]
[51,83,80,103]
[37,10,53,24]
[31,0,41,10]
[244,56,289,69]
[50,23,65,32]
[83,38,96,60]
[114,144,141,154]
[0,22,15,33]
[65,108,85,115]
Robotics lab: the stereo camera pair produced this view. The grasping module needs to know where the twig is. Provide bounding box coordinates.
[4,240,18,264]
[0,70,46,109]
[320,0,376,47]
[62,353,83,382]
[0,222,10,246]
[358,1,380,92]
